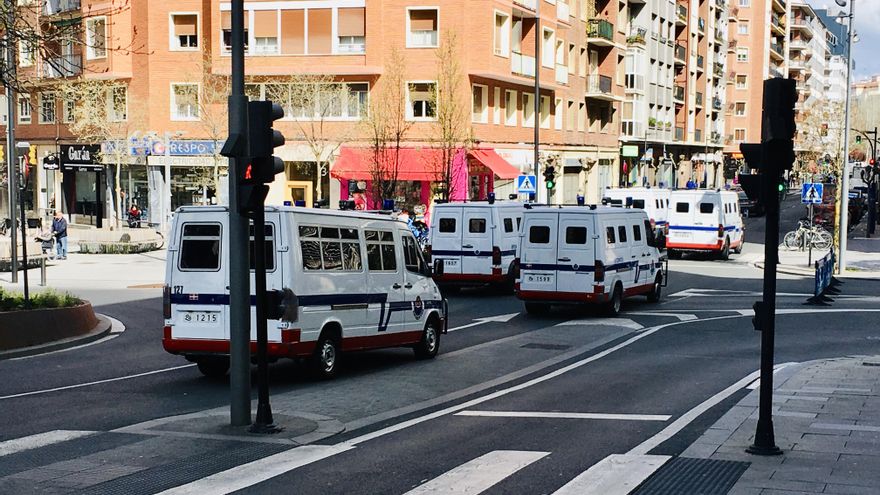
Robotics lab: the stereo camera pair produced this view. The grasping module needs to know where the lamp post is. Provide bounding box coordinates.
[835,0,855,273]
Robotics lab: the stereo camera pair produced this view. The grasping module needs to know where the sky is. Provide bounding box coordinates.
[808,0,880,80]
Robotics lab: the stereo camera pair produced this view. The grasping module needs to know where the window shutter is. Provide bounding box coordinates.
[337,8,365,37]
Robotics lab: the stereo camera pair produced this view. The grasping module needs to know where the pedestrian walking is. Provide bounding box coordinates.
[51,210,68,260]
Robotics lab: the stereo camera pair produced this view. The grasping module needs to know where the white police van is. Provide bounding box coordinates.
[666,190,744,260]
[163,206,447,378]
[428,201,525,291]
[516,205,666,316]
[602,187,671,245]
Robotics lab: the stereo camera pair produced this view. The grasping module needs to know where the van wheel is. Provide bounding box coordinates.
[647,275,663,303]
[197,357,229,379]
[734,236,743,254]
[414,319,440,359]
[605,284,623,317]
[719,238,730,261]
[524,302,550,315]
[309,334,340,379]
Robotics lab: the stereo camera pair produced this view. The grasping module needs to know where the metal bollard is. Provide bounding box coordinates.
[40,256,46,287]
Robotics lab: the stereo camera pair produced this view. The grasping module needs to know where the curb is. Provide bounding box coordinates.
[0,314,113,360]
[752,261,812,277]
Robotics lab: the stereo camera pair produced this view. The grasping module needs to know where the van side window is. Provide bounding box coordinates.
[300,225,362,271]
[655,199,660,209]
[606,226,616,244]
[529,226,550,244]
[366,230,397,271]
[699,203,714,214]
[676,202,689,213]
[643,220,655,245]
[503,218,514,233]
[565,226,587,244]
[403,235,424,273]
[469,218,487,233]
[438,218,456,233]
[248,223,275,271]
[632,199,645,209]
[516,217,522,229]
[633,224,642,242]
[179,223,221,271]
[618,225,628,243]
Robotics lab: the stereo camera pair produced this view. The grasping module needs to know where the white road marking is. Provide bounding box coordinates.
[447,312,520,332]
[0,430,97,457]
[0,364,196,401]
[670,288,880,301]
[551,454,670,495]
[627,312,698,321]
[555,318,643,330]
[403,450,549,495]
[454,411,671,421]
[746,362,796,390]
[155,445,354,495]
[9,315,126,361]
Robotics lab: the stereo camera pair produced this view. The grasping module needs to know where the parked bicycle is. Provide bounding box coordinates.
[783,220,832,250]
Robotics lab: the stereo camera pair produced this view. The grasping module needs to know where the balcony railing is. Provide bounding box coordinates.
[674,85,685,102]
[790,39,808,50]
[41,54,82,78]
[587,19,614,43]
[715,0,726,8]
[674,43,686,62]
[511,51,536,78]
[676,4,687,24]
[710,132,722,145]
[770,41,783,56]
[728,39,738,52]
[43,0,80,15]
[586,74,613,95]
[627,26,647,45]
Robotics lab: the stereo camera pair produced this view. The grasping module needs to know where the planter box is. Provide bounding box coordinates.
[78,240,161,254]
[0,303,98,351]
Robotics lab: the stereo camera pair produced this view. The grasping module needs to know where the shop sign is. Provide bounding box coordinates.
[43,154,60,170]
[148,155,218,167]
[60,144,103,172]
[169,140,218,156]
[621,145,639,158]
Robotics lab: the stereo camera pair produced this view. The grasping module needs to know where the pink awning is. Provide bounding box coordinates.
[469,149,521,179]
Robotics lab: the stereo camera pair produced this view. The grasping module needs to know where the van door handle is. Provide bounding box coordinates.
[557,257,571,262]
[404,283,413,289]
[392,283,402,290]
[462,244,474,249]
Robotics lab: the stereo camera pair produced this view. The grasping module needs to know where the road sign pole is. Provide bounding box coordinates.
[808,203,813,266]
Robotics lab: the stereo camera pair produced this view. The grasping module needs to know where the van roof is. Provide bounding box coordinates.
[432,201,526,209]
[175,205,406,224]
[523,205,647,216]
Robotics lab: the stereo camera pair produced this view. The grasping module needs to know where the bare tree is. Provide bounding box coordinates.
[795,101,845,179]
[185,48,230,200]
[361,46,411,207]
[427,31,471,201]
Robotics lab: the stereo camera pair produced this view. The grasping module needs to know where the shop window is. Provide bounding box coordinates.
[179,224,221,271]
[171,14,199,50]
[407,8,438,48]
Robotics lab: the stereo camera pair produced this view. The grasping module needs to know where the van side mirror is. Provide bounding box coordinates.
[432,258,444,276]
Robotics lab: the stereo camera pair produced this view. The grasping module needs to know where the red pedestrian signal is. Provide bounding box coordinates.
[244,163,253,181]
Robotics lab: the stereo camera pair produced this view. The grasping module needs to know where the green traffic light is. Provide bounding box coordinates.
[778,183,785,192]
[546,181,555,190]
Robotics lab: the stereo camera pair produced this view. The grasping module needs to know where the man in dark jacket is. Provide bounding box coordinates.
[51,211,68,260]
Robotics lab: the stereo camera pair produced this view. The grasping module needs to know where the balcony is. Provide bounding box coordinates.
[712,97,722,111]
[711,132,723,145]
[511,52,536,78]
[627,27,647,46]
[513,0,537,11]
[674,43,686,64]
[714,29,724,44]
[557,1,570,21]
[43,0,80,15]
[674,85,685,103]
[675,126,685,141]
[695,91,704,107]
[728,39,737,53]
[769,41,784,61]
[40,54,82,78]
[676,4,687,26]
[555,64,569,85]
[790,39,807,51]
[789,57,806,70]
[585,74,617,101]
[587,19,615,47]
[730,6,739,20]
[771,13,785,35]
[713,62,724,78]
[696,54,704,72]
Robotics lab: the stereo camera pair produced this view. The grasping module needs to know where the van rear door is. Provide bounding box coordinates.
[170,218,228,340]
[431,207,463,275]
[556,213,595,293]
[461,209,493,276]
[519,212,558,293]
[693,195,721,246]
[668,196,696,245]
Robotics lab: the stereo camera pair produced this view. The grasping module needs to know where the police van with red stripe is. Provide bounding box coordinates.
[515,205,666,316]
[163,206,447,378]
[666,190,744,260]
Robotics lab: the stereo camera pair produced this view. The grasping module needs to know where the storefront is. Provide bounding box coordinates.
[60,144,105,227]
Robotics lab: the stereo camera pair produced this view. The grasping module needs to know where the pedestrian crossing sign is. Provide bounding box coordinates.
[801,183,823,204]
[517,174,537,194]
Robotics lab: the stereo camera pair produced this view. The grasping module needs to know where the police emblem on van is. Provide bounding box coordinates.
[413,296,424,320]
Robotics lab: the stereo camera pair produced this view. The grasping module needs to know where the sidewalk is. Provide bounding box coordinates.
[754,236,880,279]
[0,250,166,292]
[680,355,880,494]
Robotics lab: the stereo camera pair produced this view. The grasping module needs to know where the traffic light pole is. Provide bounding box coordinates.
[5,1,19,283]
[228,0,252,427]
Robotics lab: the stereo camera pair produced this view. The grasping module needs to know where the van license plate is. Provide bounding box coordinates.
[676,232,692,239]
[444,259,458,267]
[182,311,219,324]
[525,273,554,284]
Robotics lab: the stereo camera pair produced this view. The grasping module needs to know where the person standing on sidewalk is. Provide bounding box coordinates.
[51,210,68,260]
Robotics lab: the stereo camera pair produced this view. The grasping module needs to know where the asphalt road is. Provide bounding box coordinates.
[1,197,878,494]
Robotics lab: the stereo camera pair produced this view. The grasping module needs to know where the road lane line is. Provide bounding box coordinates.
[454,411,671,421]
[551,454,670,495]
[403,450,549,495]
[555,318,643,330]
[0,364,196,401]
[0,430,97,457]
[626,312,698,321]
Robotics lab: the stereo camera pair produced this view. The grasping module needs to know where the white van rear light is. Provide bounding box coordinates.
[163,285,171,319]
[281,328,301,343]
[717,224,724,237]
[492,246,501,265]
[595,260,605,283]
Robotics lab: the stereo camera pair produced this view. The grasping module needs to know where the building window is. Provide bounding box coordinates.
[735,74,747,89]
[108,86,127,121]
[221,11,249,52]
[254,82,368,120]
[171,83,200,120]
[337,7,366,53]
[505,89,517,126]
[18,41,35,67]
[737,21,749,36]
[736,48,748,62]
[170,13,199,50]
[407,82,436,120]
[253,10,279,54]
[472,84,488,123]
[738,0,749,6]
[735,128,746,142]
[540,95,551,129]
[86,16,107,59]
[493,87,501,124]
[542,27,555,69]
[734,102,746,116]
[577,102,585,132]
[494,11,510,57]
[554,98,563,130]
[567,100,575,130]
[522,92,535,127]
[63,98,75,123]
[18,95,31,124]
[39,93,55,124]
[407,8,439,48]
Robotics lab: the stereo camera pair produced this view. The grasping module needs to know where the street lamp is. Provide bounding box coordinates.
[834,0,855,273]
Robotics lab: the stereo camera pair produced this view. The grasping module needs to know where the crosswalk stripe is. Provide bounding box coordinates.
[404,450,549,495]
[0,430,97,457]
[551,454,670,495]
[455,411,671,421]
[555,318,643,330]
[626,312,698,321]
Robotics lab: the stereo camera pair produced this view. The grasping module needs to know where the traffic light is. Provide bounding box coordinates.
[247,100,286,184]
[856,135,862,144]
[543,165,556,190]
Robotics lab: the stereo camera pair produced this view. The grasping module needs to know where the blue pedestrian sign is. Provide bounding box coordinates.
[801,183,823,204]
[517,174,537,194]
